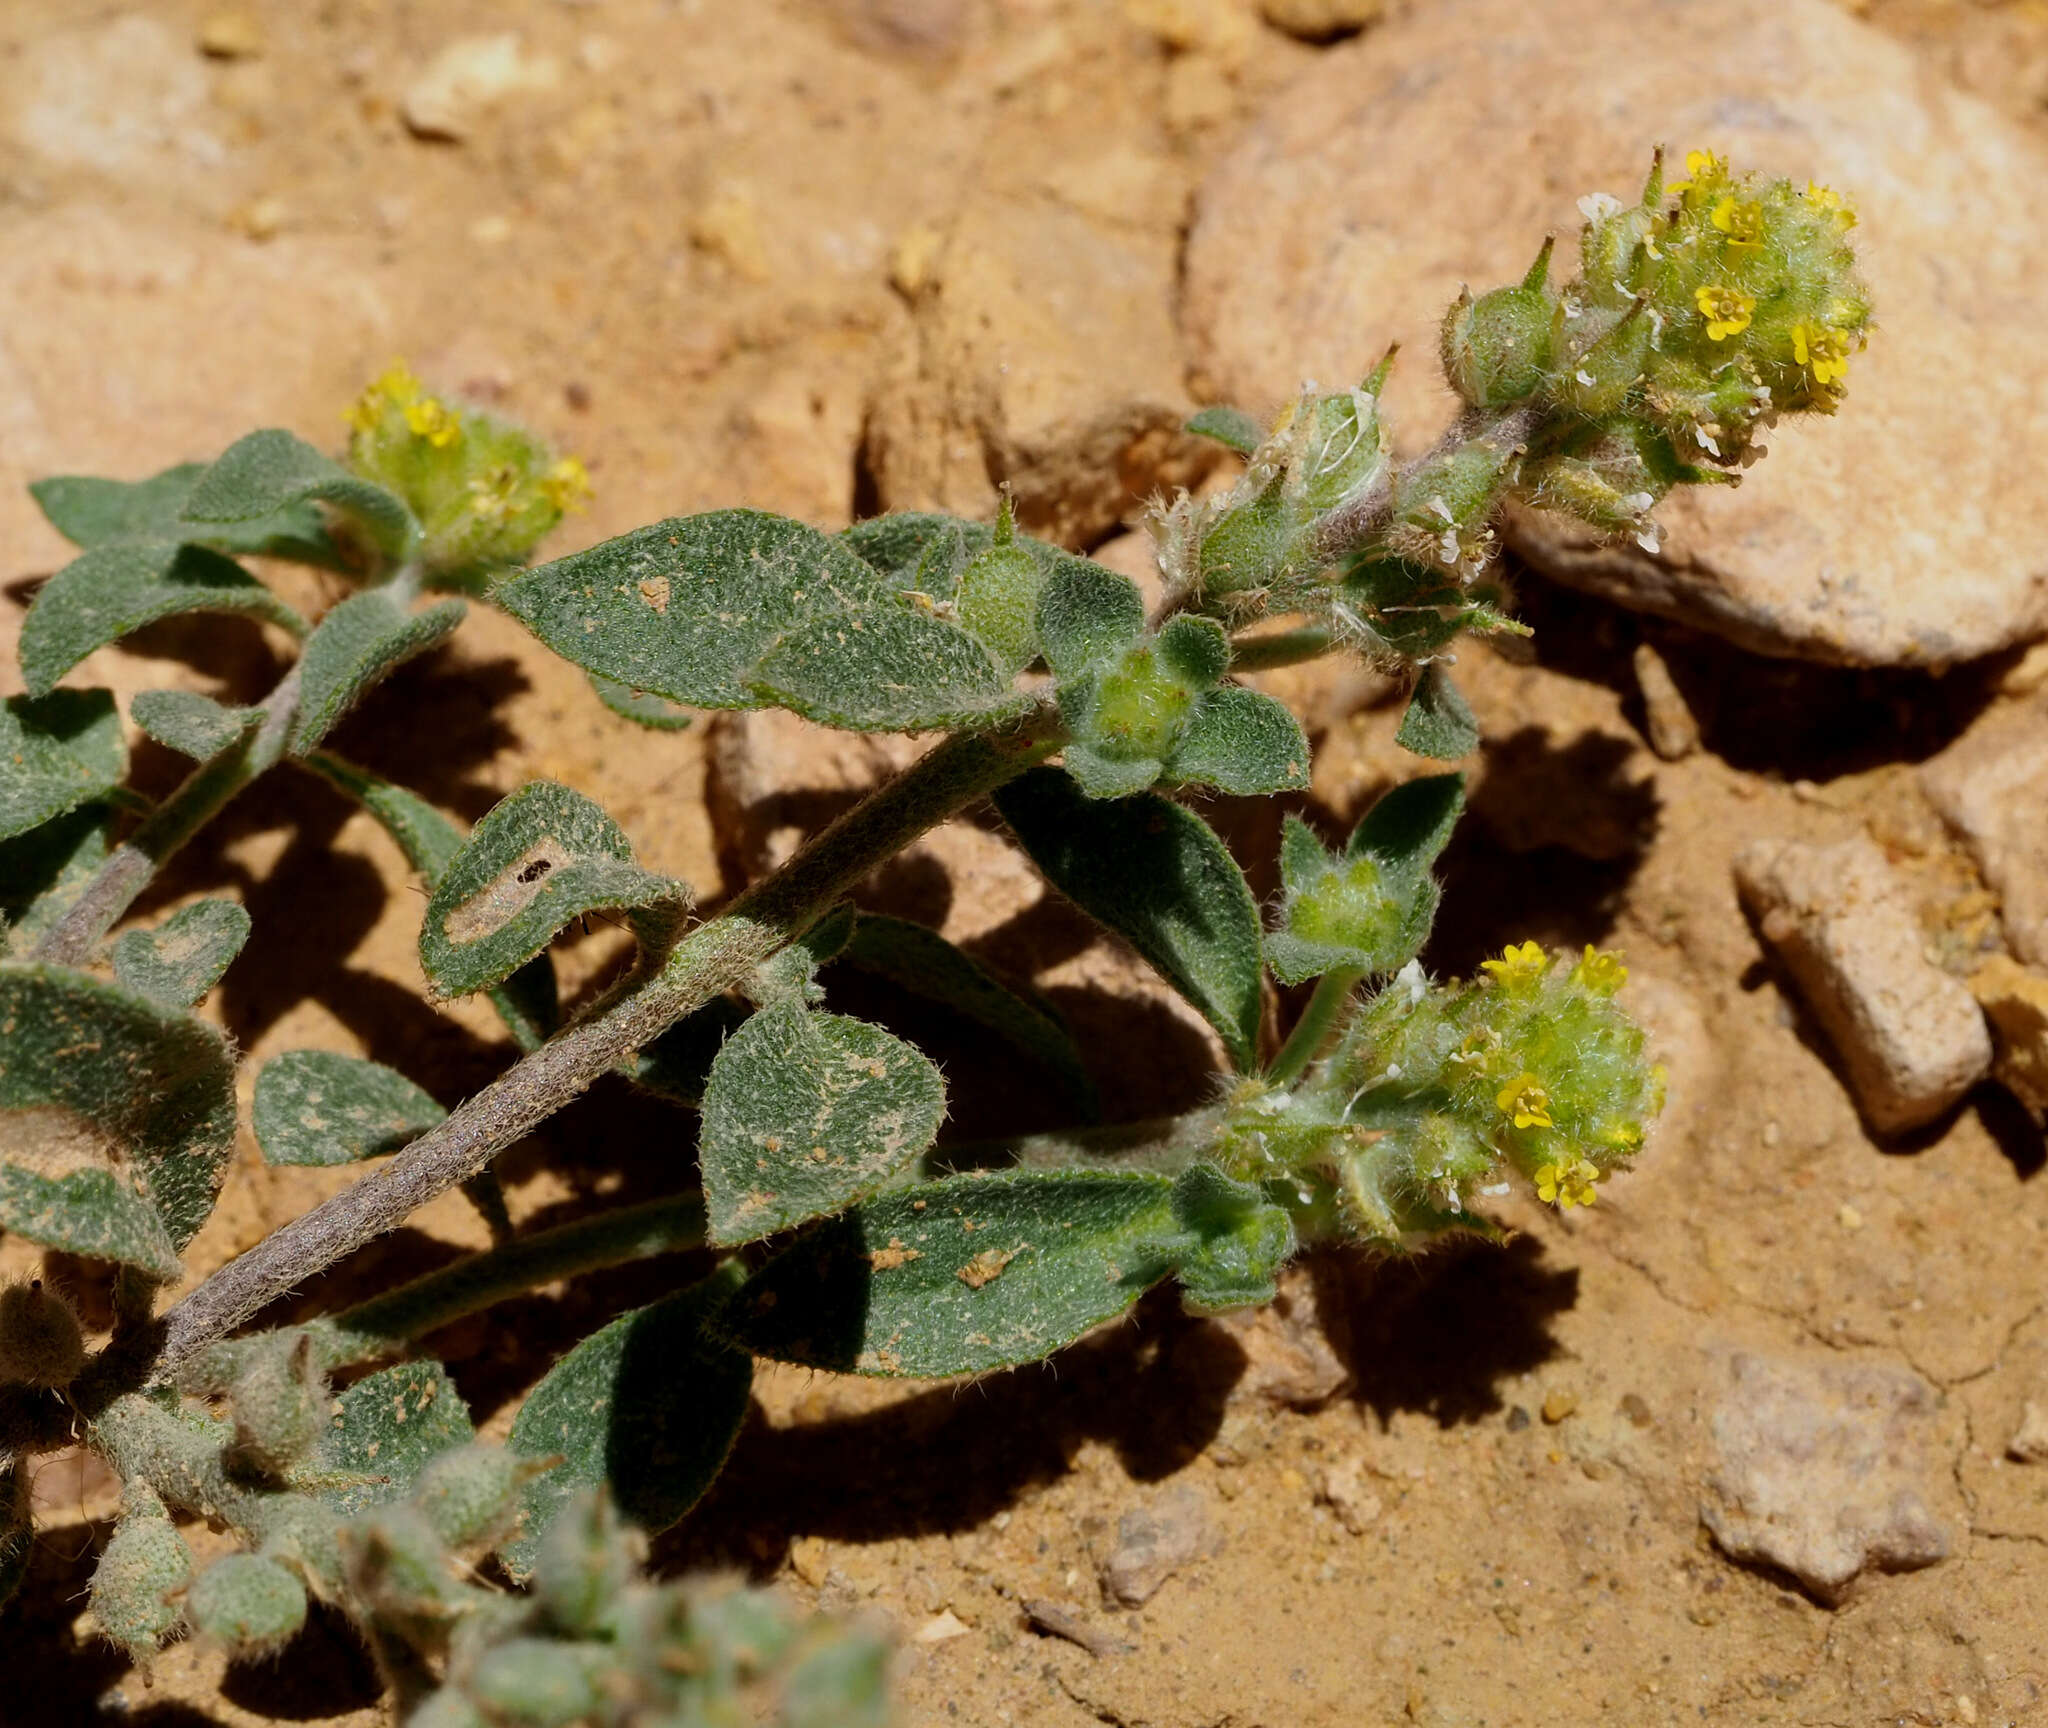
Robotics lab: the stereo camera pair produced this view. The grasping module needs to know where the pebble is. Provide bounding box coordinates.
[1701,1350,1951,1603]
[1316,1456,1384,1534]
[912,1609,973,1644]
[1099,1483,1210,1607]
[401,34,560,142]
[1182,0,2048,667]
[198,12,263,59]
[2009,1401,2048,1464]
[1734,835,1991,1133]
[1920,701,2048,967]
[1540,1390,1578,1425]
[1258,0,1384,40]
[1631,641,1699,761]
[1967,954,2048,1113]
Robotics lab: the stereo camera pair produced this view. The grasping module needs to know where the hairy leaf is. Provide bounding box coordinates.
[316,1360,474,1517]
[837,914,1095,1115]
[0,801,114,947]
[0,965,237,1273]
[253,1050,447,1167]
[289,591,466,754]
[111,900,251,1008]
[1035,559,1145,680]
[181,430,416,560]
[502,1264,752,1580]
[840,511,1098,602]
[30,463,344,565]
[587,672,694,731]
[698,1001,947,1244]
[620,995,751,1106]
[19,543,307,698]
[994,767,1263,1069]
[0,689,125,841]
[131,689,259,761]
[1168,685,1310,796]
[721,1165,1293,1376]
[419,780,688,1002]
[304,753,558,1048]
[1184,405,1266,456]
[1395,663,1479,760]
[749,607,1028,732]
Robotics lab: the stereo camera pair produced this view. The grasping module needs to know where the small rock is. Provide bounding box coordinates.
[198,12,263,58]
[1504,1405,1530,1432]
[1702,1351,1951,1603]
[690,193,773,283]
[228,196,287,242]
[1734,835,1991,1133]
[1211,1262,1351,1409]
[1632,641,1699,761]
[1125,0,1256,60]
[1258,0,1384,42]
[789,1534,830,1588]
[402,34,560,142]
[2009,1400,2048,1463]
[912,1608,973,1643]
[1541,1390,1577,1425]
[1967,954,2048,1112]
[1920,702,2048,967]
[1099,1483,1210,1606]
[1183,0,2048,666]
[1317,1455,1383,1534]
[890,222,945,297]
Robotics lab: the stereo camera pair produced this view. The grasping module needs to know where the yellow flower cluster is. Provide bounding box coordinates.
[1790,319,1854,387]
[1710,195,1764,251]
[1569,945,1628,995]
[1480,940,1549,989]
[1694,283,1755,341]
[1496,1072,1554,1129]
[344,361,460,446]
[1533,1159,1600,1208]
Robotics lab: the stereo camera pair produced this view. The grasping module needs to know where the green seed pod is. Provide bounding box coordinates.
[1197,482,1296,598]
[258,1497,346,1601]
[186,1552,308,1656]
[0,1278,85,1389]
[339,1505,467,1644]
[90,1493,192,1666]
[1286,383,1389,513]
[465,1638,611,1728]
[228,1333,324,1479]
[954,497,1046,673]
[1552,299,1653,417]
[410,1443,524,1552]
[531,1490,636,1639]
[1441,238,1557,408]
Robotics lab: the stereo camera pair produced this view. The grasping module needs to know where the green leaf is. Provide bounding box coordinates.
[1184,405,1266,456]
[111,900,250,1008]
[1061,744,1167,802]
[587,672,694,731]
[30,463,344,565]
[749,607,1028,732]
[698,1001,947,1244]
[720,1165,1293,1377]
[0,689,125,841]
[181,430,416,561]
[315,1360,474,1518]
[0,964,237,1273]
[303,753,558,1049]
[1035,559,1145,680]
[289,591,466,754]
[0,801,114,949]
[252,1050,447,1167]
[20,544,307,699]
[1394,663,1479,760]
[1167,685,1310,796]
[621,995,752,1106]
[1350,771,1466,872]
[840,512,992,597]
[994,767,1263,1070]
[502,1264,752,1581]
[419,780,688,1002]
[1155,615,1230,688]
[837,913,1096,1116]
[130,689,258,761]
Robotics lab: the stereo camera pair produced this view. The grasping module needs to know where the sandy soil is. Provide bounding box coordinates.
[4,2,2048,1724]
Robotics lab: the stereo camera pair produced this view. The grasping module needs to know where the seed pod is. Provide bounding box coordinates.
[531,1489,636,1639]
[954,501,1045,674]
[258,1496,346,1601]
[410,1443,525,1551]
[1441,239,1557,408]
[186,1552,308,1656]
[465,1637,611,1728]
[227,1333,324,1478]
[90,1494,193,1666]
[339,1505,466,1640]
[0,1278,85,1389]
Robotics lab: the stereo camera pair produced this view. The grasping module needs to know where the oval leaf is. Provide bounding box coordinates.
[289,591,465,754]
[1184,405,1266,456]
[181,430,416,561]
[315,1360,474,1517]
[31,462,343,564]
[587,672,694,731]
[0,689,125,842]
[502,1265,752,1581]
[112,900,251,1008]
[1166,685,1310,796]
[20,542,307,698]
[1395,663,1480,760]
[993,767,1263,1070]
[698,1002,947,1244]
[253,1050,447,1167]
[748,607,1029,733]
[0,801,115,947]
[419,781,688,1002]
[131,690,259,761]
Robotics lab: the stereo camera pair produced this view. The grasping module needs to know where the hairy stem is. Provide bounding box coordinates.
[930,1107,1227,1176]
[1265,966,1364,1088]
[144,708,1065,1384]
[1227,624,1335,673]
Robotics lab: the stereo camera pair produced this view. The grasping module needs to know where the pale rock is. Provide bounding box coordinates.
[402,34,561,142]
[9,16,216,177]
[690,193,773,283]
[1183,0,2048,666]
[1919,701,2048,966]
[1124,0,1256,61]
[1966,954,2048,1113]
[1733,836,1991,1133]
[1632,641,1699,762]
[811,0,973,61]
[2010,1400,2048,1464]
[1702,1351,1951,1603]
[1316,1455,1383,1534]
[1213,1262,1351,1408]
[198,12,264,58]
[1258,0,1383,41]
[861,199,1214,546]
[1099,1482,1211,1606]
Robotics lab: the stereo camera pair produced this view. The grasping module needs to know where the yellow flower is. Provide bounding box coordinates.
[541,455,593,514]
[1534,1159,1600,1208]
[1790,320,1852,386]
[1710,195,1764,251]
[1496,1073,1554,1130]
[343,360,425,433]
[1480,940,1549,989]
[467,465,518,523]
[1668,148,1729,207]
[1804,180,1856,229]
[402,393,461,449]
[1570,945,1628,995]
[1695,283,1755,341]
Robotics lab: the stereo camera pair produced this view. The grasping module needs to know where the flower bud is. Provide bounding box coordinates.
[228,1333,324,1479]
[465,1638,611,1728]
[1551,299,1653,417]
[0,1278,84,1389]
[1441,238,1557,408]
[953,500,1046,672]
[410,1443,527,1552]
[1085,641,1197,764]
[186,1552,307,1657]
[90,1494,192,1666]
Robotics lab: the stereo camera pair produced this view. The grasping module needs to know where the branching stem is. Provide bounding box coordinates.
[1265,965,1365,1088]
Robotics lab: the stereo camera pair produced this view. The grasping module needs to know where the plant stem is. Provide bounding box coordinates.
[1265,965,1364,1088]
[145,707,1065,1384]
[1228,625,1334,673]
[930,1107,1226,1176]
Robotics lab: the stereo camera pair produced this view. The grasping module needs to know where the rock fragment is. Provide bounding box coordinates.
[1967,954,2048,1112]
[402,34,560,142]
[1098,1483,1210,1607]
[1919,702,2048,967]
[1212,1263,1351,1409]
[1734,836,1990,1133]
[1632,641,1699,761]
[1258,0,1384,41]
[1702,1351,1951,1604]
[1182,0,2048,665]
[1316,1456,1382,1534]
[2009,1401,2048,1465]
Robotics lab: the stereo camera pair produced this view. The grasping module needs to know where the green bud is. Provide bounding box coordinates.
[953,499,1045,672]
[0,1278,85,1389]
[1086,642,1196,763]
[1285,382,1389,514]
[258,1497,345,1601]
[90,1494,192,1666]
[1551,298,1653,417]
[339,1505,467,1643]
[186,1552,307,1656]
[1197,482,1293,599]
[410,1443,526,1552]
[1441,238,1557,408]
[531,1489,636,1639]
[465,1638,611,1728]
[228,1333,324,1479]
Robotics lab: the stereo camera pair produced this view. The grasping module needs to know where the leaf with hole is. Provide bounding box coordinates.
[719,1165,1293,1377]
[994,767,1263,1070]
[1394,663,1479,760]
[419,780,689,1002]
[502,1264,752,1581]
[181,430,416,561]
[315,1360,475,1518]
[0,689,125,843]
[288,591,465,754]
[131,690,259,761]
[698,1001,947,1244]
[19,543,307,698]
[30,463,344,566]
[0,964,236,1275]
[253,1050,448,1167]
[111,900,251,1008]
